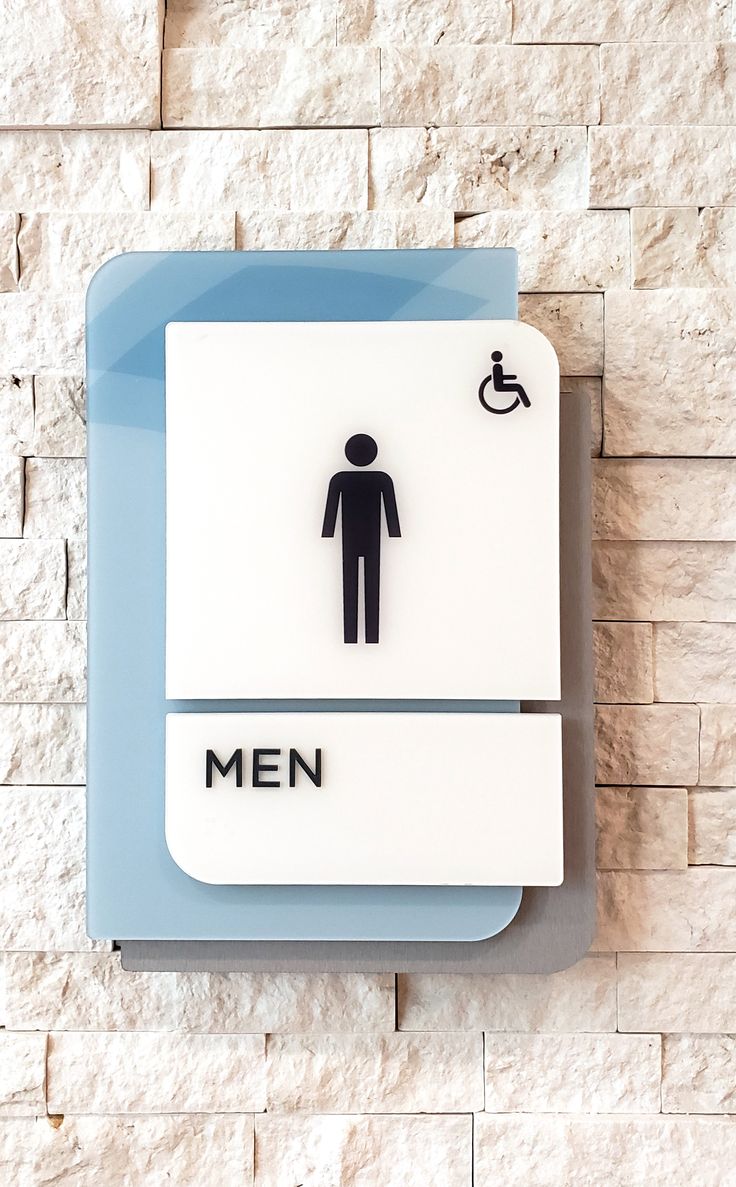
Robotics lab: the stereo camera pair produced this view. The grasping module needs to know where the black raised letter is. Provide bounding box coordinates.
[289,747,322,787]
[206,748,243,788]
[253,748,281,788]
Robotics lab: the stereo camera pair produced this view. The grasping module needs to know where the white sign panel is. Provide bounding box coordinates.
[165,320,560,700]
[165,712,564,886]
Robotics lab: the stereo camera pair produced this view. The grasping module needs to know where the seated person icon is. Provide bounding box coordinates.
[478,351,531,414]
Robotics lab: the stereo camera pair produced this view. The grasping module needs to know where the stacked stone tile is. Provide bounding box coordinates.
[0,0,735,1182]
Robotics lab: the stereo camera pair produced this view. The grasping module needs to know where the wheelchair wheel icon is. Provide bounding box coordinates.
[478,351,531,415]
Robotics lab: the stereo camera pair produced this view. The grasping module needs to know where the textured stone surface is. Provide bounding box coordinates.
[4,952,395,1033]
[485,1034,661,1113]
[164,48,379,127]
[382,47,599,126]
[398,957,616,1032]
[590,127,736,207]
[475,1114,736,1187]
[236,209,454,249]
[167,0,334,46]
[593,541,736,622]
[633,207,736,288]
[689,788,736,864]
[1,2,162,129]
[0,706,85,784]
[0,1033,47,1117]
[595,705,699,785]
[152,130,367,210]
[654,623,736,702]
[700,704,736,784]
[0,1116,255,1185]
[22,458,86,539]
[596,787,688,870]
[48,1032,266,1114]
[0,787,93,950]
[19,213,235,294]
[256,1114,472,1187]
[0,215,18,292]
[0,374,33,455]
[0,540,66,620]
[369,126,588,211]
[0,621,86,703]
[602,43,736,125]
[0,454,23,537]
[30,375,86,457]
[456,211,629,292]
[619,954,736,1032]
[593,622,653,704]
[0,131,149,211]
[604,289,736,456]
[512,0,732,42]
[340,0,511,43]
[518,295,603,375]
[593,460,736,541]
[267,1033,483,1112]
[596,869,736,952]
[662,1035,736,1113]
[0,295,83,371]
[65,540,86,621]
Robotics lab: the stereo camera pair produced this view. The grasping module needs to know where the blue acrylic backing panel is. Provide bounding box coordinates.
[86,248,523,941]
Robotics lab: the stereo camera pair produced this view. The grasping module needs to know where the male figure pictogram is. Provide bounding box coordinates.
[321,434,401,644]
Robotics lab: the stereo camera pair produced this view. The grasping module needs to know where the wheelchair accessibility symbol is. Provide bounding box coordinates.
[478,351,531,415]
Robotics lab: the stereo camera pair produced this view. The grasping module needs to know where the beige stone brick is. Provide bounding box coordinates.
[475,1114,736,1187]
[0,454,23,537]
[0,787,94,950]
[662,1035,736,1113]
[398,957,616,1033]
[30,375,85,458]
[655,624,736,703]
[456,212,629,292]
[701,704,736,784]
[0,2,162,129]
[593,622,653,704]
[48,1031,266,1114]
[0,214,18,292]
[3,951,396,1034]
[236,210,454,250]
[382,46,599,126]
[593,460,736,541]
[485,1034,661,1113]
[604,289,736,457]
[369,126,588,211]
[561,377,602,457]
[0,707,85,784]
[166,0,333,47]
[689,788,736,864]
[633,208,736,288]
[618,953,736,1032]
[152,129,367,210]
[596,869,736,952]
[593,542,736,622]
[267,1033,483,1112]
[0,540,66,620]
[66,540,86,621]
[596,787,688,870]
[0,1116,255,1185]
[23,458,86,539]
[0,131,150,212]
[256,1114,472,1187]
[0,621,86,703]
[0,1033,46,1117]
[519,295,603,375]
[164,47,379,127]
[590,127,736,207]
[18,213,235,294]
[341,0,511,43]
[512,0,732,42]
[0,374,33,455]
[0,295,83,372]
[595,704,699,785]
[602,43,736,125]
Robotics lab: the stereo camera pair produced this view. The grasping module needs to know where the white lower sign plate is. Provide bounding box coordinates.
[165,713,564,886]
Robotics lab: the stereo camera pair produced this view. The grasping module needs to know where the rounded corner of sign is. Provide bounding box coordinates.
[514,321,560,377]
[163,825,218,887]
[85,252,147,314]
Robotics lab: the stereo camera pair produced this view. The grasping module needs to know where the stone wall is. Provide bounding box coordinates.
[1,1,735,1182]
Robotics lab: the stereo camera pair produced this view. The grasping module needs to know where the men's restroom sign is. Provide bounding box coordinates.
[165,320,560,700]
